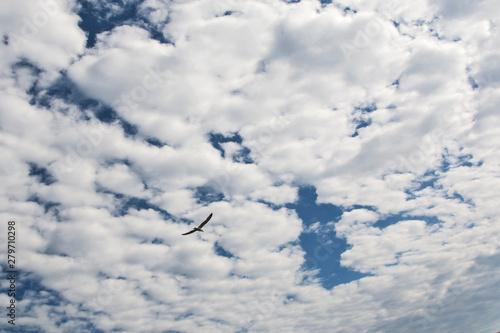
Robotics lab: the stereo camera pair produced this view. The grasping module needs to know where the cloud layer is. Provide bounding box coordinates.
[1,0,500,332]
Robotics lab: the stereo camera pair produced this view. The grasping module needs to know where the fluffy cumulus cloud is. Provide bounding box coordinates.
[1,0,500,332]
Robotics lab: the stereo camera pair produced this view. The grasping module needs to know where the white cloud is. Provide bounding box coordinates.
[1,0,500,332]
[0,0,85,78]
[96,163,147,197]
[249,183,298,205]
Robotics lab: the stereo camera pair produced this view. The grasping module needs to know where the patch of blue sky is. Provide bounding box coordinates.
[354,103,377,114]
[468,75,479,90]
[255,199,283,212]
[214,241,235,258]
[407,170,441,195]
[209,132,236,158]
[54,318,105,333]
[27,195,61,220]
[209,132,242,157]
[120,196,169,218]
[215,10,236,17]
[13,273,60,307]
[6,326,55,333]
[77,0,172,49]
[429,28,446,41]
[286,186,342,226]
[145,137,167,148]
[102,158,133,168]
[439,153,454,173]
[32,72,139,136]
[143,237,164,245]
[286,186,368,288]
[407,152,479,207]
[3,274,102,333]
[28,162,57,185]
[174,313,194,321]
[454,153,475,168]
[299,232,367,288]
[255,60,267,73]
[351,103,376,136]
[12,58,43,75]
[343,6,358,14]
[11,58,43,101]
[97,188,172,219]
[445,191,475,206]
[349,204,378,211]
[208,132,254,164]
[194,185,225,204]
[232,147,253,164]
[417,172,439,187]
[373,212,441,229]
[31,72,87,109]
[235,328,249,333]
[351,118,372,137]
[407,152,479,196]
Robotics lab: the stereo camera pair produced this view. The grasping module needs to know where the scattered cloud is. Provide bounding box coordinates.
[1,0,500,332]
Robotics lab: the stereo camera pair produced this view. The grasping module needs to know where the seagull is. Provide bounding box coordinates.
[182,213,213,235]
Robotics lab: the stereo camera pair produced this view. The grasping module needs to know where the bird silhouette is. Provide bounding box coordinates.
[182,213,213,235]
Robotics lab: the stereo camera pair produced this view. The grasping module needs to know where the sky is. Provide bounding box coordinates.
[0,0,499,332]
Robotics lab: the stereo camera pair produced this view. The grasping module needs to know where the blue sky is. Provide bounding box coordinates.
[1,0,500,332]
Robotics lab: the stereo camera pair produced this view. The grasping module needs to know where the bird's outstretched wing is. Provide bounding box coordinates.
[182,213,213,235]
[198,213,213,229]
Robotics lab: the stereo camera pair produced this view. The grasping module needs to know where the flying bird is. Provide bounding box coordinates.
[182,213,213,235]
